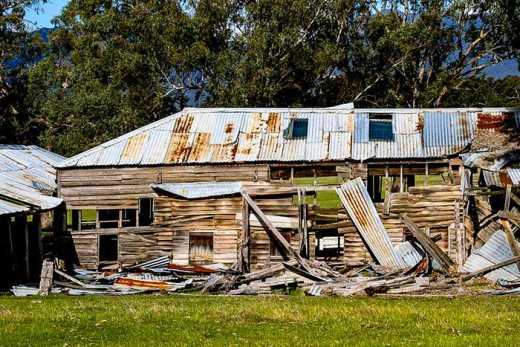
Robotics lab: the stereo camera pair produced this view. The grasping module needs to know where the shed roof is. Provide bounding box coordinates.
[58,107,520,168]
[0,145,65,216]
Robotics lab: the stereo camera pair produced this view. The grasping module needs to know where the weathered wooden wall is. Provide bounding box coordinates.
[59,164,270,209]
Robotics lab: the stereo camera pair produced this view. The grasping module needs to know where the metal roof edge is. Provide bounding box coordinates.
[58,109,187,168]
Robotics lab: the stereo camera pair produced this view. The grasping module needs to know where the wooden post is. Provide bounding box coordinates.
[499,219,520,272]
[399,165,404,193]
[24,216,30,281]
[505,184,512,211]
[38,259,54,295]
[425,162,429,186]
[239,197,250,272]
[290,167,294,185]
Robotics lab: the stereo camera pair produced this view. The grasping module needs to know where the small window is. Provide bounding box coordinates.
[315,234,343,257]
[67,210,81,231]
[122,209,137,227]
[139,198,154,226]
[369,114,394,141]
[99,234,118,262]
[99,209,119,229]
[189,233,213,264]
[81,209,96,230]
[270,232,291,257]
[284,119,308,139]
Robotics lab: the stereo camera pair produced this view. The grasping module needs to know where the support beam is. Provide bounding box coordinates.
[505,185,512,211]
[239,197,251,273]
[241,190,312,272]
[499,219,520,273]
[400,214,454,273]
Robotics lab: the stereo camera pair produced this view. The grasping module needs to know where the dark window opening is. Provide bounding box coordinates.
[189,233,213,264]
[139,198,154,226]
[270,232,291,257]
[99,234,118,262]
[122,209,137,227]
[67,210,81,231]
[99,209,119,229]
[315,233,343,257]
[80,209,96,230]
[284,119,308,139]
[369,114,394,141]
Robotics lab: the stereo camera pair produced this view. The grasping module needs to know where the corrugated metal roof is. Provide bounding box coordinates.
[58,107,518,168]
[336,178,407,269]
[151,182,242,199]
[506,168,520,186]
[0,145,65,216]
[461,230,520,282]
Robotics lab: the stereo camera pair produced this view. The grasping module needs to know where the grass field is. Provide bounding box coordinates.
[0,295,519,346]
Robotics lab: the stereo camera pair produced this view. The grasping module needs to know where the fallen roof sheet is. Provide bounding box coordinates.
[336,177,407,269]
[461,230,520,282]
[0,145,65,216]
[151,182,243,199]
[58,107,520,168]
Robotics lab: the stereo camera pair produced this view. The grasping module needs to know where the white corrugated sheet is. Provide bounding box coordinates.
[0,145,65,216]
[461,230,520,282]
[336,178,407,269]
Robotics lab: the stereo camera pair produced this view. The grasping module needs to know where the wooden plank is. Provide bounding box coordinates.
[505,185,512,211]
[499,219,520,273]
[54,268,87,287]
[400,214,454,273]
[38,259,54,296]
[462,255,520,281]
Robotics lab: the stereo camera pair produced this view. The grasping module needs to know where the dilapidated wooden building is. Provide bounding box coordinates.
[0,145,65,287]
[55,106,520,271]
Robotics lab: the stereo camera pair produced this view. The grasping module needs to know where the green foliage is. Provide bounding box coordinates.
[0,0,47,144]
[2,1,520,155]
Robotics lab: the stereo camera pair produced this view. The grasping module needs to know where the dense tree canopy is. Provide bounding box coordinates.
[1,0,520,155]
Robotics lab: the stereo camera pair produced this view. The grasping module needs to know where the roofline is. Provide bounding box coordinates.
[184,106,520,113]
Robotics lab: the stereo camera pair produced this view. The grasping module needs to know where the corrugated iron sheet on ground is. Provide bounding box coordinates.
[461,230,520,282]
[0,145,65,216]
[336,178,407,269]
[58,107,516,168]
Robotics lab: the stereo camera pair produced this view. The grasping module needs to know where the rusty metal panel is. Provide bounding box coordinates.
[120,132,148,165]
[507,168,520,186]
[235,132,262,162]
[336,178,407,269]
[461,230,520,282]
[141,120,175,164]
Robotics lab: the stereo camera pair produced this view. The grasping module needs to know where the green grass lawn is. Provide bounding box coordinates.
[0,295,519,346]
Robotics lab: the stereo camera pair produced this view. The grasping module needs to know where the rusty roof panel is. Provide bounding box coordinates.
[336,178,407,269]
[59,107,518,168]
[120,132,148,165]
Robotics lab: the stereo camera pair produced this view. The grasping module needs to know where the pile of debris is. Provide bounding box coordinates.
[11,178,520,297]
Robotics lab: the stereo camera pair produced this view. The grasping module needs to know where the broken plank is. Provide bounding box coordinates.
[462,256,520,281]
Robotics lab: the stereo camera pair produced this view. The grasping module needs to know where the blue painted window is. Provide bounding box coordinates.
[369,114,394,141]
[284,119,308,139]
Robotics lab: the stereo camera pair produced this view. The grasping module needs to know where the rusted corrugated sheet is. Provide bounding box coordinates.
[461,230,520,282]
[58,107,518,168]
[0,145,65,216]
[336,178,407,269]
[506,168,520,186]
[481,170,513,188]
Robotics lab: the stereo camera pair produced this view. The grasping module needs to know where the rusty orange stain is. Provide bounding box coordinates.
[267,113,280,132]
[166,133,190,162]
[115,277,171,289]
[187,133,210,161]
[173,114,194,133]
[477,113,509,130]
[121,132,148,161]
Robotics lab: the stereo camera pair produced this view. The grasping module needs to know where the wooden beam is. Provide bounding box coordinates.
[241,190,312,272]
[462,255,520,281]
[239,197,250,273]
[54,268,87,287]
[400,214,454,273]
[499,219,520,273]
